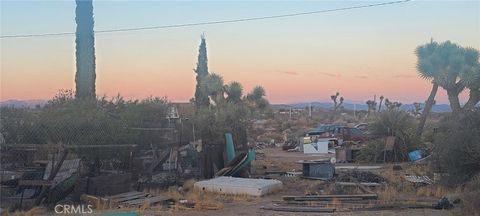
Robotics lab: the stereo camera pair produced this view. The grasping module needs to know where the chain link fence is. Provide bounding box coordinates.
[0,102,198,210]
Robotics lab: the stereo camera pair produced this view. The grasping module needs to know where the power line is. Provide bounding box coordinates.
[0,0,410,39]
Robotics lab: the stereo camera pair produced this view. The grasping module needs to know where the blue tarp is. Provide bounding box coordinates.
[408,150,422,161]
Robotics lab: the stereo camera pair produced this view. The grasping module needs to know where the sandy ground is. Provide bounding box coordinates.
[138,147,452,216]
[14,147,454,216]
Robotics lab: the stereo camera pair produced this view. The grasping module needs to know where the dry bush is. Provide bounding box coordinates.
[356,139,385,162]
[460,176,480,216]
[432,110,480,185]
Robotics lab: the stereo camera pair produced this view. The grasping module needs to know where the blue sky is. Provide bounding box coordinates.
[1,0,479,103]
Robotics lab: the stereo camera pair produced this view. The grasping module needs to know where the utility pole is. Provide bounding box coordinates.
[354,103,356,118]
[309,102,312,117]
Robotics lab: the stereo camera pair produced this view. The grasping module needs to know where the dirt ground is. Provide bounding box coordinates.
[135,147,453,216]
[14,147,455,216]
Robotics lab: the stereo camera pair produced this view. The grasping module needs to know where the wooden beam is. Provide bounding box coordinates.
[18,180,53,186]
[261,206,336,213]
[335,182,382,187]
[283,194,378,201]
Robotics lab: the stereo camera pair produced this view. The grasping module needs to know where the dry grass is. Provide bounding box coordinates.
[5,207,46,216]
[157,179,260,212]
[459,177,480,216]
[416,185,448,198]
[378,185,398,202]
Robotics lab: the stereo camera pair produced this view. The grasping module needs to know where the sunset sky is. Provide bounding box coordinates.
[1,0,479,104]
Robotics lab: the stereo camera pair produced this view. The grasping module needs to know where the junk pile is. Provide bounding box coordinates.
[195,133,283,197]
[215,133,255,177]
[136,142,200,190]
[1,149,80,209]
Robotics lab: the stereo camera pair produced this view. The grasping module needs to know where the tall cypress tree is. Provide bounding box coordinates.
[75,0,96,99]
[194,35,209,107]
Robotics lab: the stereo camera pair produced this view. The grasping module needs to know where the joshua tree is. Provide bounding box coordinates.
[194,35,210,108]
[378,95,384,112]
[75,0,96,100]
[412,102,423,117]
[330,92,344,112]
[384,98,402,111]
[251,86,266,100]
[416,40,479,114]
[203,73,225,105]
[366,100,377,117]
[246,86,269,110]
[461,58,480,110]
[225,81,243,103]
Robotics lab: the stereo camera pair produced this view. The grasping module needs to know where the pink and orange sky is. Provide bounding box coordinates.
[1,1,479,104]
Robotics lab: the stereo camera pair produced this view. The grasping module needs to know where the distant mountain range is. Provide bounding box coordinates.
[272,101,453,113]
[0,99,47,108]
[0,99,457,112]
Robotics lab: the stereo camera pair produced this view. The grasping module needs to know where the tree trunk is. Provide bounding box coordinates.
[416,82,438,136]
[463,89,480,111]
[378,99,384,112]
[447,89,462,114]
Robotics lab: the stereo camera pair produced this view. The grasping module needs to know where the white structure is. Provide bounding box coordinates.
[194,177,283,197]
[302,136,331,154]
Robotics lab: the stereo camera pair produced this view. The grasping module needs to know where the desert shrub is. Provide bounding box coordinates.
[363,110,420,161]
[357,139,385,162]
[0,91,171,159]
[461,176,480,216]
[0,107,44,144]
[432,110,480,185]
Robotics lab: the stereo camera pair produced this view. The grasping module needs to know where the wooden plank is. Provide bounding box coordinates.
[113,193,148,203]
[18,180,53,186]
[147,151,169,173]
[1,143,137,149]
[67,144,137,148]
[35,149,69,205]
[273,200,384,206]
[261,206,336,213]
[283,194,378,201]
[349,203,435,211]
[265,171,286,175]
[106,191,144,200]
[123,195,171,206]
[335,182,381,187]
[273,200,438,207]
[288,197,365,202]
